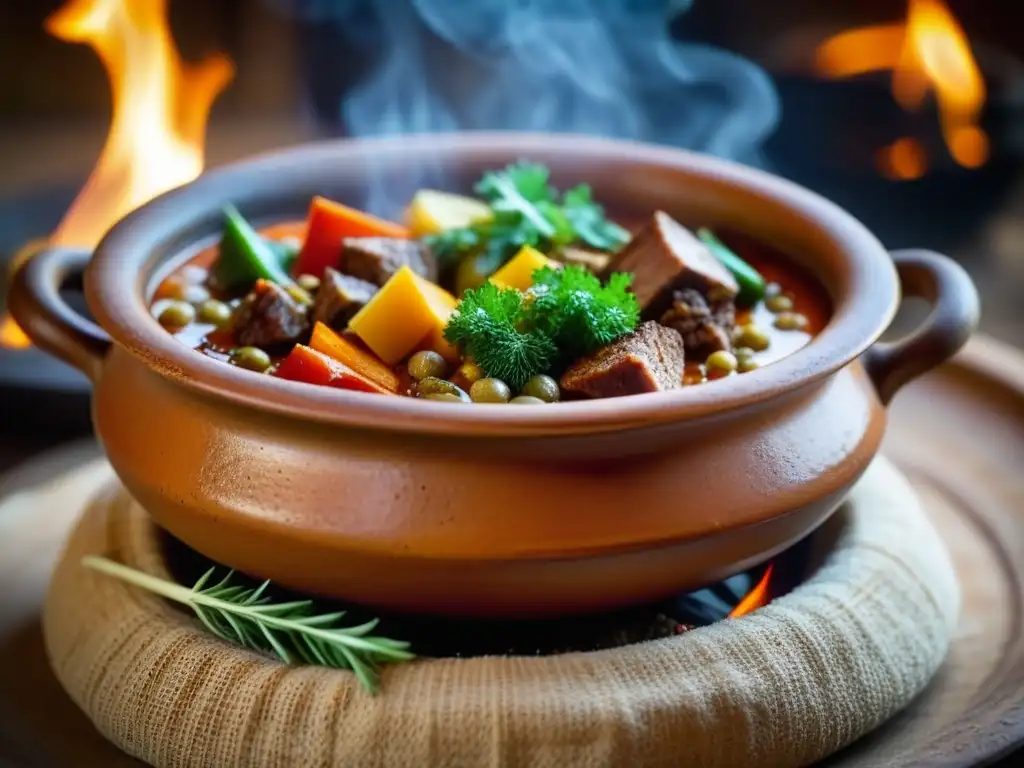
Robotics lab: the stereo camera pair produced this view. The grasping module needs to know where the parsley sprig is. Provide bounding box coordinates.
[444,265,639,390]
[426,162,630,270]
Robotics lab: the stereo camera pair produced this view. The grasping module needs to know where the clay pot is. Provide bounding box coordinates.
[9,134,979,617]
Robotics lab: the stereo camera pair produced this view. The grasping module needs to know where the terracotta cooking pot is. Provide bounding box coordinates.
[9,133,979,618]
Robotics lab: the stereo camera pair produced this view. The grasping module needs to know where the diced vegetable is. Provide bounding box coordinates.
[348,266,458,365]
[405,189,492,237]
[294,196,410,280]
[309,322,401,393]
[274,345,389,394]
[214,206,296,290]
[696,228,766,307]
[426,162,630,271]
[489,245,558,291]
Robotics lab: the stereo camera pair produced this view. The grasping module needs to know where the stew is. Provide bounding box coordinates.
[151,162,830,404]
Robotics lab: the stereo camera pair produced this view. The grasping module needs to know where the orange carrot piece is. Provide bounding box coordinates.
[309,322,401,393]
[294,196,410,279]
[274,344,390,394]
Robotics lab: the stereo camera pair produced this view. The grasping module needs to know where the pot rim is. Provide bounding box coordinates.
[86,132,897,437]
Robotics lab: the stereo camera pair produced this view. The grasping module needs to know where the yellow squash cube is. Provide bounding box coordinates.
[405,189,492,237]
[348,266,458,365]
[489,245,559,291]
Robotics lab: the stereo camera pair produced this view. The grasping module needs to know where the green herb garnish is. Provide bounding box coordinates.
[529,266,639,360]
[427,162,630,270]
[443,265,639,389]
[83,556,413,693]
[443,281,558,391]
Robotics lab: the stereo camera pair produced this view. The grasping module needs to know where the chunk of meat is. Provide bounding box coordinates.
[556,246,611,274]
[560,321,685,399]
[340,237,437,286]
[231,279,309,348]
[601,211,738,317]
[659,288,735,361]
[312,267,378,329]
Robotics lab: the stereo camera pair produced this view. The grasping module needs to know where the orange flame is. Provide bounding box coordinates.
[814,0,988,177]
[44,0,233,248]
[0,314,32,350]
[727,564,773,619]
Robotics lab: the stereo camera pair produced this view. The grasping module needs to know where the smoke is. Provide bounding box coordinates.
[266,0,779,213]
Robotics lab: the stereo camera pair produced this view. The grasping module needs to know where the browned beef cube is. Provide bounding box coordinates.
[602,211,738,316]
[659,288,735,361]
[339,237,437,286]
[232,279,309,348]
[312,267,378,329]
[556,246,611,274]
[560,321,686,399]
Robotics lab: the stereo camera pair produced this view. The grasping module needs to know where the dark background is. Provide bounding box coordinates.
[1,1,1023,763]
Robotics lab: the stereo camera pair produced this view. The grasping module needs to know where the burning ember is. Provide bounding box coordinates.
[813,0,988,179]
[727,563,774,619]
[0,0,232,350]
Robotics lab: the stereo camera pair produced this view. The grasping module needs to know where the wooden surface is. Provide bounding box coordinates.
[1,336,1023,767]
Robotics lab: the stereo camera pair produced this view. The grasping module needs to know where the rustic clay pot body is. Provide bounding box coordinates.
[9,134,979,617]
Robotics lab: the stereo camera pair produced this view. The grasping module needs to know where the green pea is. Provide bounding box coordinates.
[157,301,195,329]
[765,294,793,313]
[520,374,560,403]
[297,274,321,292]
[510,395,545,405]
[196,299,232,328]
[733,346,755,361]
[470,378,511,404]
[231,346,272,372]
[733,323,770,352]
[774,312,809,331]
[424,393,468,403]
[417,377,469,400]
[738,357,760,373]
[706,350,738,377]
[408,350,448,381]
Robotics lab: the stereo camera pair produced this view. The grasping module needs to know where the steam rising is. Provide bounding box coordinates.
[267,0,779,210]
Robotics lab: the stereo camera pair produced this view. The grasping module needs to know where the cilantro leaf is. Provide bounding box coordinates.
[561,184,631,251]
[426,162,629,278]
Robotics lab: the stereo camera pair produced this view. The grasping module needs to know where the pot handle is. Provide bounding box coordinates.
[7,244,111,384]
[864,249,979,405]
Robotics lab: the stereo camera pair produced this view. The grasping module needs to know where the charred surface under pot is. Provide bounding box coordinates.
[159,523,805,657]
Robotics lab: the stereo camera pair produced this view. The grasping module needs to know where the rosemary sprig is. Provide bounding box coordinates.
[82,556,414,693]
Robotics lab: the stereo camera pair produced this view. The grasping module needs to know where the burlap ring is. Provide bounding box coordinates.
[43,457,958,768]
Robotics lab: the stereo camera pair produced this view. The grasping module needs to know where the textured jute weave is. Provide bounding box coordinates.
[43,457,958,768]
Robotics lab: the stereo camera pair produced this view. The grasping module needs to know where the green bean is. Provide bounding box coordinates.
[470,378,511,404]
[157,301,195,329]
[520,374,560,403]
[408,351,448,381]
[231,346,272,372]
[197,299,232,328]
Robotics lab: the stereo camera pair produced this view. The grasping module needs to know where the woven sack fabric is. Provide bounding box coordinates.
[43,456,958,768]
